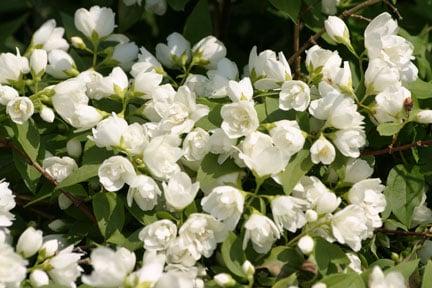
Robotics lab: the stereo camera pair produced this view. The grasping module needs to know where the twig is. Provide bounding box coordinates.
[0,138,96,223]
[377,228,432,238]
[350,14,372,22]
[360,140,432,157]
[288,0,384,65]
[383,0,402,20]
[294,18,302,79]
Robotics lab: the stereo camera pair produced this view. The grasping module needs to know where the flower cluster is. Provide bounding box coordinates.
[0,4,431,288]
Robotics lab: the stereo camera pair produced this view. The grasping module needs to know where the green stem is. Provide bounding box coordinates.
[92,40,100,68]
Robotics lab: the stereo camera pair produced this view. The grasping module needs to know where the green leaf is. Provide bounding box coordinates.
[278,150,313,195]
[272,273,298,288]
[57,164,99,189]
[255,97,290,123]
[82,141,114,165]
[167,0,190,11]
[268,0,301,21]
[12,150,40,191]
[126,202,158,225]
[321,272,366,288]
[118,0,145,32]
[195,103,222,130]
[197,153,241,193]
[13,120,40,161]
[261,246,304,277]
[183,0,212,44]
[60,12,81,40]
[221,232,246,278]
[384,165,425,227]
[313,238,350,275]
[377,122,404,136]
[388,259,419,280]
[422,260,432,288]
[406,79,432,99]
[93,192,125,238]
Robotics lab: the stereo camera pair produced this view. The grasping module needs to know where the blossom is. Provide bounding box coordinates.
[31,19,69,51]
[127,174,161,211]
[16,227,43,258]
[6,97,34,124]
[0,85,18,105]
[344,158,374,184]
[30,49,48,76]
[0,180,16,227]
[47,245,82,287]
[269,120,305,158]
[46,50,77,79]
[98,156,136,192]
[214,273,235,287]
[364,58,400,95]
[331,205,368,251]
[139,219,177,251]
[374,85,411,123]
[243,213,280,254]
[305,45,341,79]
[145,0,167,15]
[91,113,128,148]
[122,123,149,155]
[331,129,366,158]
[156,32,191,68]
[297,235,314,255]
[30,269,50,287]
[163,171,199,211]
[201,186,244,230]
[43,156,78,182]
[86,67,128,100]
[0,243,28,287]
[279,80,310,112]
[0,51,29,84]
[192,36,226,69]
[227,77,253,102]
[324,16,351,46]
[310,135,336,165]
[271,196,308,232]
[112,41,139,70]
[166,236,200,267]
[182,128,210,166]
[221,101,259,139]
[74,6,116,39]
[40,106,55,123]
[368,266,405,288]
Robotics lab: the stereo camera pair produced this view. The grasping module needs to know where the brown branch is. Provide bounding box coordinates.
[288,0,384,65]
[377,228,432,238]
[383,0,402,20]
[0,138,96,223]
[360,140,432,157]
[294,18,302,79]
[350,14,372,22]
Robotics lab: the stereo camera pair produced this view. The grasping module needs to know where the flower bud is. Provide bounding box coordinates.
[298,235,315,255]
[214,273,235,287]
[30,49,48,76]
[416,110,432,124]
[30,269,49,287]
[306,209,318,222]
[324,16,351,46]
[40,105,55,123]
[66,139,82,158]
[48,219,66,232]
[242,260,255,276]
[41,239,59,258]
[16,227,43,257]
[74,6,115,40]
[71,36,87,50]
[58,193,73,210]
[0,85,19,105]
[192,36,226,69]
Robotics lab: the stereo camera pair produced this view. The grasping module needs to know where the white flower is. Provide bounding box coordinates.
[239,131,288,177]
[364,59,400,95]
[221,101,259,139]
[163,172,199,211]
[415,110,432,124]
[309,82,344,120]
[30,269,50,287]
[305,45,341,79]
[156,32,191,68]
[30,49,48,75]
[166,236,200,267]
[365,12,398,51]
[200,172,242,196]
[98,156,136,192]
[47,245,82,287]
[344,158,373,184]
[132,47,163,74]
[270,120,305,158]
[324,16,350,45]
[139,219,177,251]
[71,36,86,49]
[6,97,34,124]
[214,273,235,287]
[0,85,18,105]
[331,129,366,158]
[242,260,255,276]
[112,41,139,70]
[74,6,116,39]
[143,135,183,180]
[243,213,280,254]
[321,0,339,15]
[227,77,253,102]
[129,251,166,287]
[40,106,55,123]
[271,196,308,233]
[279,80,310,112]
[368,266,405,288]
[348,179,386,234]
[82,247,135,287]
[412,192,432,226]
[201,186,244,230]
[331,205,368,251]
[346,253,362,273]
[374,85,411,123]
[192,36,226,69]
[0,243,28,287]
[208,128,237,164]
[91,113,128,148]
[16,227,43,258]
[32,19,69,51]
[133,71,163,98]
[326,97,364,130]
[310,135,336,165]
[46,50,77,79]
[40,239,59,258]
[87,67,128,100]
[179,213,227,258]
[0,180,16,227]
[43,156,78,182]
[183,128,210,162]
[0,51,29,84]
[293,176,341,215]
[297,235,314,255]
[122,123,149,155]
[127,174,161,211]
[333,61,353,92]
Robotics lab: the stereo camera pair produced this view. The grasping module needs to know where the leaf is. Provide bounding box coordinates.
[167,0,190,11]
[272,273,298,288]
[183,0,212,44]
[406,79,432,99]
[261,246,304,277]
[118,0,145,32]
[255,97,291,123]
[13,120,40,161]
[278,150,314,195]
[57,164,99,189]
[388,259,420,280]
[422,260,432,288]
[126,202,158,225]
[384,165,424,227]
[195,104,222,130]
[221,232,246,278]
[268,0,301,21]
[197,153,241,193]
[377,122,404,136]
[93,192,125,238]
[321,272,366,288]
[12,150,40,191]
[82,141,114,165]
[60,12,81,40]
[313,238,350,275]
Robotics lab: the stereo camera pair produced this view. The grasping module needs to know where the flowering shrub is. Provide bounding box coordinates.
[0,0,432,287]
